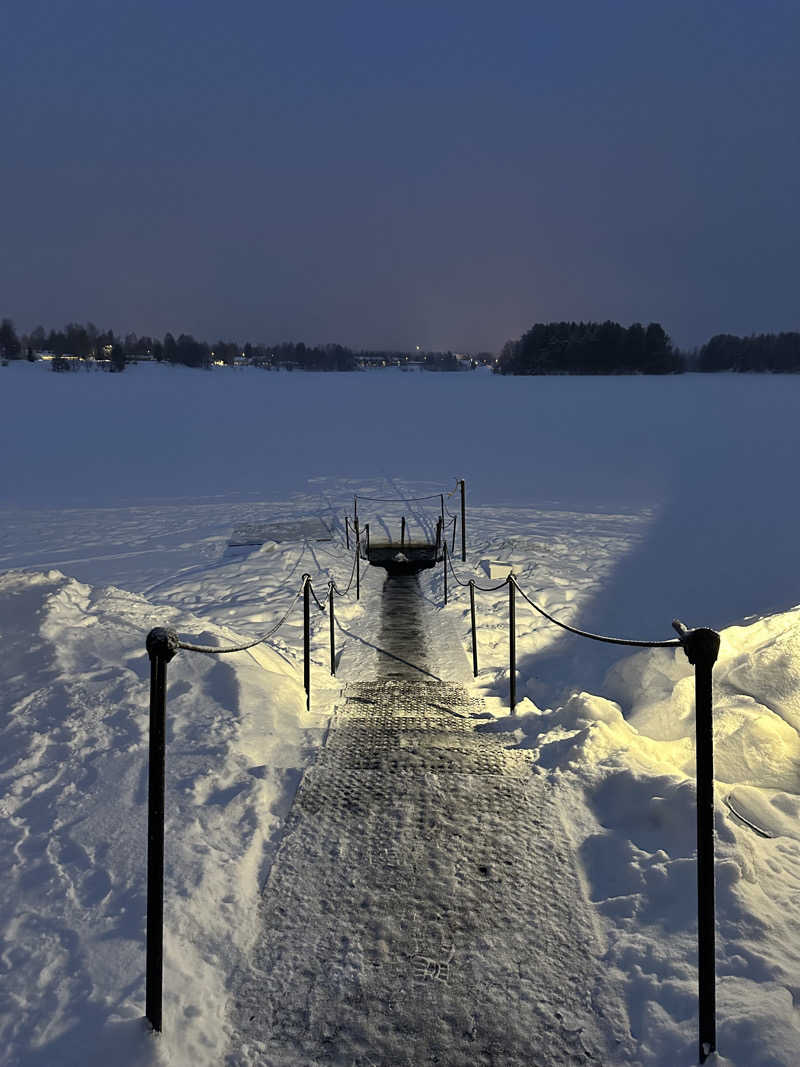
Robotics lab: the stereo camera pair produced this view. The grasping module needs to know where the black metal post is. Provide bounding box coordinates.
[345,515,350,550]
[460,478,466,561]
[440,493,445,537]
[328,583,336,676]
[303,575,311,710]
[674,620,721,1065]
[365,522,370,552]
[451,514,457,552]
[401,515,406,547]
[509,577,517,712]
[145,626,180,1033]
[469,579,478,677]
[435,517,442,555]
[356,544,360,600]
[443,541,448,604]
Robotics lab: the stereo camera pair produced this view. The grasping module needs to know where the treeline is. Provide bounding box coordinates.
[694,332,800,372]
[6,314,800,375]
[497,321,800,375]
[497,321,681,375]
[0,318,467,372]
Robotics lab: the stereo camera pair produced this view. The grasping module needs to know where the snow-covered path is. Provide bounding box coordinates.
[228,574,632,1065]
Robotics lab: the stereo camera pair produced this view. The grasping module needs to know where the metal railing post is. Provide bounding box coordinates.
[469,579,478,677]
[345,515,350,550]
[451,514,457,553]
[435,517,442,556]
[401,515,406,547]
[356,543,361,600]
[674,620,721,1065]
[509,576,516,712]
[365,522,370,553]
[144,626,180,1033]
[328,582,336,676]
[440,493,445,538]
[303,575,311,709]
[443,541,448,605]
[460,478,466,561]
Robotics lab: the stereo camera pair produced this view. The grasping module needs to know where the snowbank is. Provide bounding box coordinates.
[0,569,319,1066]
[473,606,800,1065]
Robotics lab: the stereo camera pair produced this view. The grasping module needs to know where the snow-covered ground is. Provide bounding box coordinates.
[1,360,799,1065]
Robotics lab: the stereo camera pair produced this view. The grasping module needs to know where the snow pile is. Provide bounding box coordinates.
[0,568,319,1067]
[476,607,800,1065]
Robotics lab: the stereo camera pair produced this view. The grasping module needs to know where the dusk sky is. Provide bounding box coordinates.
[3,0,799,352]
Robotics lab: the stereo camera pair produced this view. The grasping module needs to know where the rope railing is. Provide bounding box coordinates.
[445,547,681,649]
[351,479,467,562]
[439,541,720,1064]
[331,546,358,597]
[143,539,363,1034]
[354,484,459,503]
[174,585,308,655]
[143,490,718,1061]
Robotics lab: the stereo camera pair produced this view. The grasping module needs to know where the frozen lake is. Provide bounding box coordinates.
[3,362,798,635]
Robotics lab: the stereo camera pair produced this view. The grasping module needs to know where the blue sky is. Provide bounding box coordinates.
[3,0,798,350]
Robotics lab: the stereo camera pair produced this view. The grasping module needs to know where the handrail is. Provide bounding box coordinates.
[355,482,459,503]
[143,542,361,1034]
[440,545,720,1064]
[353,480,466,561]
[445,548,680,649]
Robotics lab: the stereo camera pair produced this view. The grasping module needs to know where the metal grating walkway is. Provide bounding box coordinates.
[228,680,632,1066]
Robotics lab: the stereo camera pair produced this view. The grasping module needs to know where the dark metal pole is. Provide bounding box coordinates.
[328,583,336,676]
[674,620,721,1065]
[303,575,311,710]
[401,515,406,547]
[356,544,360,600]
[145,626,180,1033]
[440,493,445,538]
[451,514,457,552]
[460,478,466,562]
[469,579,478,677]
[509,577,516,712]
[366,522,370,552]
[435,517,442,556]
[442,542,448,604]
[345,515,350,550]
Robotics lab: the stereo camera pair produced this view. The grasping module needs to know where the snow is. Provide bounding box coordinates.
[1,359,800,1064]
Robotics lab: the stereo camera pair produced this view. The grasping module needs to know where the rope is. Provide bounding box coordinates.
[177,581,306,654]
[356,482,459,504]
[357,492,451,503]
[308,582,328,613]
[444,553,681,649]
[445,548,507,591]
[331,547,359,597]
[512,578,681,649]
